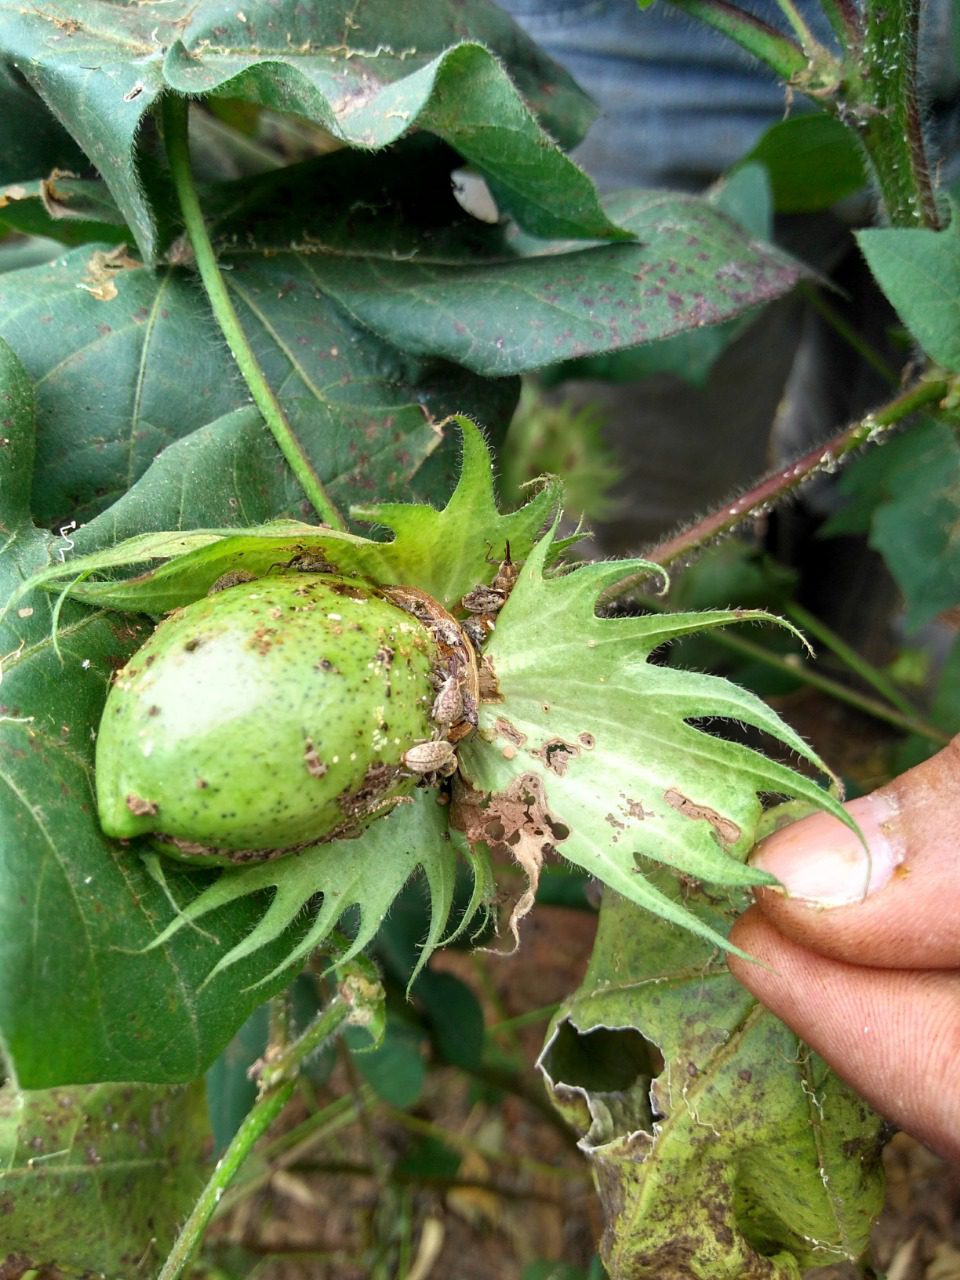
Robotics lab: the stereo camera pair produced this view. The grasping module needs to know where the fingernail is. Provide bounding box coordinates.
[749,793,904,907]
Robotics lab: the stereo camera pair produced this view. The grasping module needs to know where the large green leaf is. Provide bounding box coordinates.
[0,0,606,263]
[738,113,867,213]
[190,146,801,382]
[0,3,169,263]
[542,165,774,389]
[291,186,807,377]
[0,1079,210,1278]
[0,341,326,1087]
[68,405,317,542]
[165,34,621,245]
[0,243,515,526]
[540,885,885,1279]
[71,402,443,548]
[457,530,852,952]
[201,147,803,377]
[857,221,960,369]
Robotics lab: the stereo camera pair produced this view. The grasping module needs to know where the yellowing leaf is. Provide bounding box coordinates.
[541,885,885,1279]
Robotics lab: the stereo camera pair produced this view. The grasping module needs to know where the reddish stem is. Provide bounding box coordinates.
[620,377,950,584]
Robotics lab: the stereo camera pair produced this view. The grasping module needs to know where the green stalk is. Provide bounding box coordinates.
[217,1091,371,1216]
[665,0,939,229]
[664,0,809,81]
[853,0,941,228]
[156,1079,295,1280]
[797,283,899,386]
[705,628,951,746]
[772,0,820,51]
[629,596,952,746]
[785,600,921,722]
[161,94,347,529]
[158,987,362,1280]
[817,0,862,53]
[257,967,373,1090]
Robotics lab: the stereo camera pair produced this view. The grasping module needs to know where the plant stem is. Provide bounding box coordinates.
[664,0,809,82]
[258,987,355,1091]
[667,0,940,228]
[161,94,346,530]
[156,1079,296,1280]
[268,989,291,1052]
[852,0,941,228]
[629,376,949,575]
[785,600,921,721]
[709,630,951,746]
[158,988,362,1280]
[218,1091,367,1213]
[817,0,862,54]
[772,0,820,52]
[797,283,900,386]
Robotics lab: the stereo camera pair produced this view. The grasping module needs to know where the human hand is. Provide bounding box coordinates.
[727,736,960,1160]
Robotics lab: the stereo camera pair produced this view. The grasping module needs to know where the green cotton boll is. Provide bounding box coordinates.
[95,574,443,865]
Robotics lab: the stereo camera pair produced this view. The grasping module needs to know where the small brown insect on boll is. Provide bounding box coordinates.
[207,570,257,595]
[430,664,464,732]
[459,543,520,646]
[402,738,458,785]
[490,541,520,596]
[269,546,337,576]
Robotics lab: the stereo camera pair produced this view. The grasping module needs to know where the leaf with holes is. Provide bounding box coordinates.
[540,884,885,1279]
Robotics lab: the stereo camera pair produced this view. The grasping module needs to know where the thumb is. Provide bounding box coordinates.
[744,734,960,968]
[726,736,960,1159]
